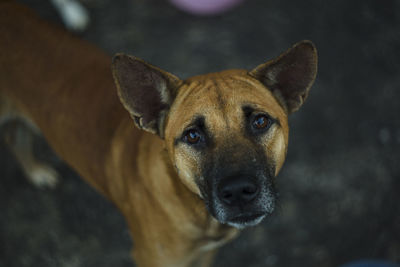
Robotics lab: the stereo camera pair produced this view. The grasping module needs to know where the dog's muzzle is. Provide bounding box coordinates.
[210,174,276,229]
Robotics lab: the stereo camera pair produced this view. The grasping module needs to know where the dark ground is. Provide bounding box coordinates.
[1,0,400,266]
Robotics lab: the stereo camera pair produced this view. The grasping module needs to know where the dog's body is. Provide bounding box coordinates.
[0,2,317,267]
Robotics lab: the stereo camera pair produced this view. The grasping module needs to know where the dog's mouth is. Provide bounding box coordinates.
[226,212,267,229]
[231,212,265,223]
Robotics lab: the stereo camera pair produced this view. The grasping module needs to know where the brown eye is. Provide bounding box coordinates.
[253,114,270,129]
[184,129,201,144]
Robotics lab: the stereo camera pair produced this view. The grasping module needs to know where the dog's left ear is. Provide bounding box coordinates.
[112,54,181,137]
[249,40,318,114]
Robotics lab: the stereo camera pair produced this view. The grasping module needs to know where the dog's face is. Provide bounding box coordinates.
[112,41,317,228]
[164,71,288,228]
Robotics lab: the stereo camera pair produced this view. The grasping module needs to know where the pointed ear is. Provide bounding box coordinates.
[112,54,182,137]
[249,40,318,114]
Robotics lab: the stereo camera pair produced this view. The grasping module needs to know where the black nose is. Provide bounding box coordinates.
[218,176,259,206]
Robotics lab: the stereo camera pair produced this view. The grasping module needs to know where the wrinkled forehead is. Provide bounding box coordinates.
[166,70,287,137]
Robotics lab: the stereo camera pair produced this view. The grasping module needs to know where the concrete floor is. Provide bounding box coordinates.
[1,0,399,266]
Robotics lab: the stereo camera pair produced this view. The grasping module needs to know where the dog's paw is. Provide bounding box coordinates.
[27,164,59,188]
[50,0,90,32]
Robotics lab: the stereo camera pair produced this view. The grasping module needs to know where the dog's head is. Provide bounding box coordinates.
[112,41,317,229]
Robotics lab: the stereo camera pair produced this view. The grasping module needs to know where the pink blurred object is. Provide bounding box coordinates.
[169,0,244,15]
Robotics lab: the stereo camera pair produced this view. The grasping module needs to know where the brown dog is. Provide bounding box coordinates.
[0,2,317,266]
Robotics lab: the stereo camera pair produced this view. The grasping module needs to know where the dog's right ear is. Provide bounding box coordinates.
[112,54,182,137]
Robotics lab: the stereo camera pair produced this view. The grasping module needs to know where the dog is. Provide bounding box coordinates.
[0,2,317,266]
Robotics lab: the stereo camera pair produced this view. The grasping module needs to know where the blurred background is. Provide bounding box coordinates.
[0,0,399,266]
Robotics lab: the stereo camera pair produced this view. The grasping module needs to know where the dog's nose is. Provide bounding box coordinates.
[218,177,259,206]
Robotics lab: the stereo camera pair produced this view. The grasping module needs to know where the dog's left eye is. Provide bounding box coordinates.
[183,129,201,145]
[252,114,271,130]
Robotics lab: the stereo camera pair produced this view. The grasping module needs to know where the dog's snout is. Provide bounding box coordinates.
[218,176,259,206]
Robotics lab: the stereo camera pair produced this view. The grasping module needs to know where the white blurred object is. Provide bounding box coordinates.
[50,0,89,32]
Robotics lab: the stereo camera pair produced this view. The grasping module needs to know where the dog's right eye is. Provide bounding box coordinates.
[183,129,201,145]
